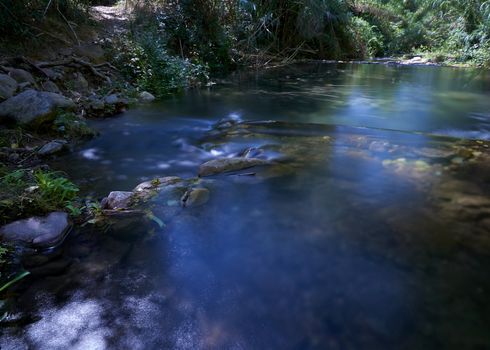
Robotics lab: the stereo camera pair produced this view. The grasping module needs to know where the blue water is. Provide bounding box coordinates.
[2,63,490,349]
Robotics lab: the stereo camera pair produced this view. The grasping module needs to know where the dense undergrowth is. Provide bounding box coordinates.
[2,0,488,97]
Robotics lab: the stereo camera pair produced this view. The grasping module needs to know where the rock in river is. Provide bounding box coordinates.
[106,191,134,210]
[0,89,75,125]
[199,157,268,176]
[181,188,210,207]
[0,212,71,249]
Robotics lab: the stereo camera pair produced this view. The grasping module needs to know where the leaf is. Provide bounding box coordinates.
[0,271,30,293]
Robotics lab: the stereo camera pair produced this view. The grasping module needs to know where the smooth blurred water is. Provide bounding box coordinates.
[2,63,490,349]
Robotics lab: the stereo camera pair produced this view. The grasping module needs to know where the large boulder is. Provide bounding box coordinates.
[0,89,75,125]
[0,212,71,249]
[0,74,18,101]
[199,157,268,176]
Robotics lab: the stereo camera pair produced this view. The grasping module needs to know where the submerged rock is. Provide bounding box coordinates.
[0,74,18,101]
[181,188,210,207]
[199,157,268,176]
[0,212,71,249]
[133,176,182,199]
[0,89,75,125]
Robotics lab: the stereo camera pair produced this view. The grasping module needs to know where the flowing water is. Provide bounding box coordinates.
[2,63,490,349]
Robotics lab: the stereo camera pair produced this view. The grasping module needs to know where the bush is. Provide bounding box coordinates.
[110,33,209,97]
[0,168,79,223]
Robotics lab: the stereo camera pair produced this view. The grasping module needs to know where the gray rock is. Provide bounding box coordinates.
[104,94,120,105]
[107,191,134,209]
[37,140,66,156]
[17,82,32,91]
[139,91,156,103]
[74,44,106,64]
[70,72,89,92]
[41,68,63,81]
[0,89,75,125]
[87,96,105,110]
[181,188,210,207]
[199,157,268,176]
[9,68,35,85]
[42,80,60,93]
[0,212,71,249]
[0,74,18,101]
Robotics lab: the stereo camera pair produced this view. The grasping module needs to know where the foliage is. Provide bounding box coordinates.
[53,112,97,139]
[34,170,79,208]
[110,32,209,97]
[0,0,95,41]
[0,168,80,223]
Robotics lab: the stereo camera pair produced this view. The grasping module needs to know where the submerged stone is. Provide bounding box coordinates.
[199,157,268,176]
[0,212,71,249]
[181,188,210,208]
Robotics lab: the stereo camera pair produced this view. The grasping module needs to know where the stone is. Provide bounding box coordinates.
[0,89,75,125]
[42,80,60,93]
[41,68,63,81]
[70,72,89,92]
[181,188,210,208]
[37,140,66,156]
[133,176,182,193]
[0,212,71,249]
[413,147,454,159]
[74,44,106,64]
[0,74,18,101]
[138,91,156,103]
[104,94,120,105]
[199,157,268,176]
[106,191,134,209]
[8,68,35,85]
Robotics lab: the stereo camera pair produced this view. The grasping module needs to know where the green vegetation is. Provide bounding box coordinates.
[0,167,80,223]
[2,1,488,97]
[117,0,490,73]
[53,112,97,139]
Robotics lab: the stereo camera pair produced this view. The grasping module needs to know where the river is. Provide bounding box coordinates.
[2,62,490,349]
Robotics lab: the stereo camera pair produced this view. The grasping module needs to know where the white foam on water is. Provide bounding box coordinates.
[81,148,101,160]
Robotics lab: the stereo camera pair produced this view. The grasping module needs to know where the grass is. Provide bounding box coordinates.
[0,167,80,224]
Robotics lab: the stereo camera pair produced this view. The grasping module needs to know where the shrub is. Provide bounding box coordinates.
[110,33,209,97]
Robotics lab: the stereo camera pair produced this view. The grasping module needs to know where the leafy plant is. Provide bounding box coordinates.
[35,170,79,208]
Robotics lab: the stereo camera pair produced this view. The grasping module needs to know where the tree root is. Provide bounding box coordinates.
[37,57,116,83]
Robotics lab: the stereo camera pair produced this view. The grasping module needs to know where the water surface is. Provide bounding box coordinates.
[2,63,490,349]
